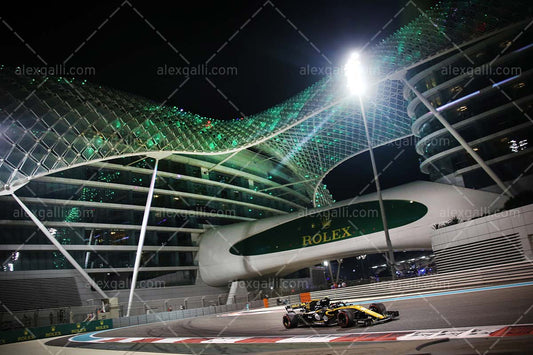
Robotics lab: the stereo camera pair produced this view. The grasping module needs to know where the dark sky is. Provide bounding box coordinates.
[1,0,432,200]
[325,139,428,201]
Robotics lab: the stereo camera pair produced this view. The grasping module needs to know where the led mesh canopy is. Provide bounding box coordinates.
[0,0,528,206]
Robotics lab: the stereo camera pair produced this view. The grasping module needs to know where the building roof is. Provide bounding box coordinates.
[0,0,528,205]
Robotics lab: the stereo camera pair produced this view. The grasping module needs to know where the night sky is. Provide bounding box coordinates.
[1,0,432,201]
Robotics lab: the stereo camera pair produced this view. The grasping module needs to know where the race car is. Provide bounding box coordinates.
[282,297,399,328]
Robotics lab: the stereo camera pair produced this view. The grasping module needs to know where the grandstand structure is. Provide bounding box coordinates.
[0,0,531,307]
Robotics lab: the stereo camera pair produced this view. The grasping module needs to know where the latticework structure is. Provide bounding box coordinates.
[1,0,530,206]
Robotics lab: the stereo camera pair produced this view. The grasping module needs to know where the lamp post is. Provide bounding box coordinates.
[356,254,367,279]
[323,260,335,286]
[345,52,396,279]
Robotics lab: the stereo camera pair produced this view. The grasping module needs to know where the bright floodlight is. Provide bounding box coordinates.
[323,260,329,266]
[344,52,366,96]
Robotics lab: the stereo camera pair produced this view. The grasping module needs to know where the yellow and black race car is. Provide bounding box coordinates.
[282,297,399,328]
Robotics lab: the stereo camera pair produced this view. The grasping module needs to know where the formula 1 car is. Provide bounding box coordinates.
[282,297,399,328]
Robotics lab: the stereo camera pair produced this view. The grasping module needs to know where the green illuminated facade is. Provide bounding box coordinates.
[0,0,530,290]
[1,1,528,207]
[0,151,308,287]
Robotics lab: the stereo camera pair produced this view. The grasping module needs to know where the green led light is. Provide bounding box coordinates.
[0,0,517,211]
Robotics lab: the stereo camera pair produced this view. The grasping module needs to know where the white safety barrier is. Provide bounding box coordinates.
[310,261,533,300]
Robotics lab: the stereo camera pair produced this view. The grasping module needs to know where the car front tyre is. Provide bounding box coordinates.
[369,302,387,315]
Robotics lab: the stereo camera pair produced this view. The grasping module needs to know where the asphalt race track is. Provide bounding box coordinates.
[47,284,533,354]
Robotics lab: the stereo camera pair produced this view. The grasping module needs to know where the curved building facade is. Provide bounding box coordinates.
[0,150,309,288]
[0,0,531,300]
[406,23,533,190]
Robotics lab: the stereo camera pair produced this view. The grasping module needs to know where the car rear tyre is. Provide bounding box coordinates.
[337,310,355,328]
[283,313,300,329]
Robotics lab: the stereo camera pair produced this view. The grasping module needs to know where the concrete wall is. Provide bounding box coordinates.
[432,204,533,272]
[0,269,227,310]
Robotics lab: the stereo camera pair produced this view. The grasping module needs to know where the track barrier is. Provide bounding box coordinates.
[2,261,531,345]
[0,300,265,345]
[308,261,533,300]
[0,319,113,345]
[299,292,311,303]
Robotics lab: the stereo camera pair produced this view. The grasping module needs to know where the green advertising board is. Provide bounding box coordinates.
[230,200,428,256]
[0,319,113,345]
